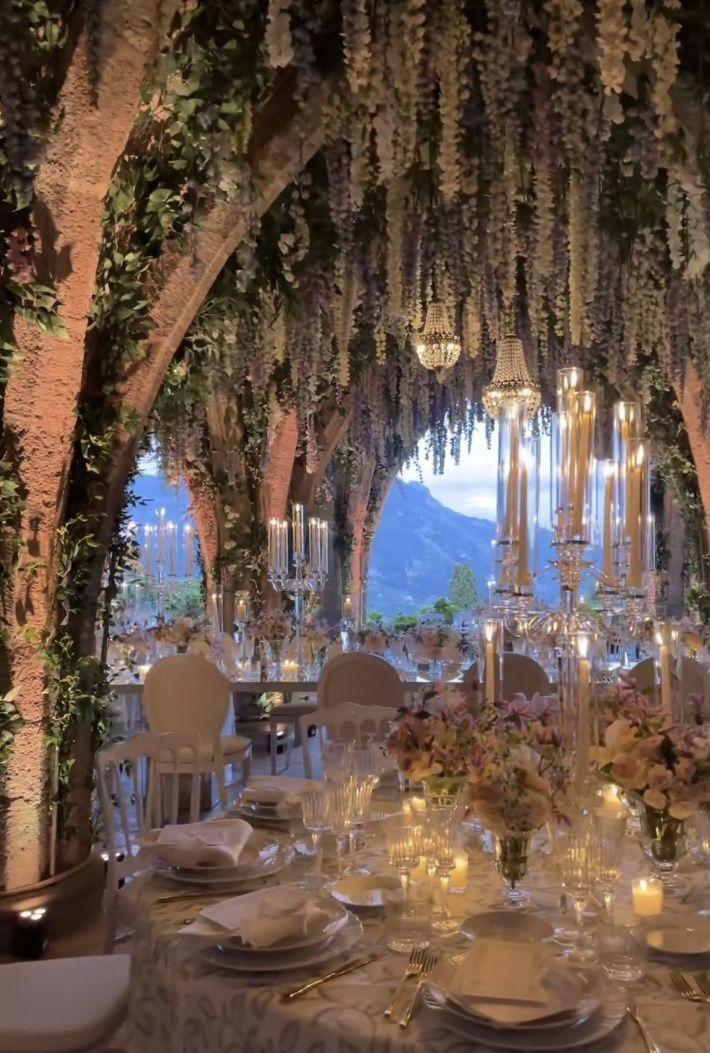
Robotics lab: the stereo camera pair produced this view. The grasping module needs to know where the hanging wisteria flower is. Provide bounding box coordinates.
[250,611,293,642]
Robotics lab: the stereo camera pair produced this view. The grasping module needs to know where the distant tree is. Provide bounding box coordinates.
[393,613,418,631]
[366,610,384,625]
[448,564,478,611]
[419,597,456,625]
[166,579,205,618]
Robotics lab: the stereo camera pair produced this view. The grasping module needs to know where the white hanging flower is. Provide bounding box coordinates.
[568,170,585,347]
[596,0,628,95]
[342,0,372,97]
[649,10,680,138]
[265,0,294,68]
[627,0,647,62]
[436,0,469,200]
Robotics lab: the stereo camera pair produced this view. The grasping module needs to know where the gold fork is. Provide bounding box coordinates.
[398,949,439,1029]
[383,946,426,1018]
[694,973,710,1000]
[670,972,710,1005]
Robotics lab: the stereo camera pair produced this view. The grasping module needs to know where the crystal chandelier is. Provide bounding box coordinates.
[482,333,541,418]
[414,300,461,372]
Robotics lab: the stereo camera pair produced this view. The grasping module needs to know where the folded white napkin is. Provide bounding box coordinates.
[447,941,548,1004]
[155,819,253,868]
[241,776,320,806]
[190,884,345,948]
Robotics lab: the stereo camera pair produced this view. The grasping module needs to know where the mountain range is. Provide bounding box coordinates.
[368,480,557,618]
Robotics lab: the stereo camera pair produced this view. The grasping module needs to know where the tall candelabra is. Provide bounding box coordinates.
[267,503,329,674]
[133,509,195,620]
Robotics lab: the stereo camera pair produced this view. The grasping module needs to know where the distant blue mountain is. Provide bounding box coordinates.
[367,480,560,619]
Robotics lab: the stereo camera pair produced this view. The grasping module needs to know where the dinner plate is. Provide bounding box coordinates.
[200,912,363,973]
[647,918,710,956]
[157,843,292,886]
[461,911,554,944]
[425,985,626,1050]
[428,956,600,1030]
[328,874,402,909]
[164,832,282,877]
[219,896,350,953]
[232,803,291,827]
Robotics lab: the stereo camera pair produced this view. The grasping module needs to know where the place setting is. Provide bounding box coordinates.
[182,882,366,976]
[140,817,293,893]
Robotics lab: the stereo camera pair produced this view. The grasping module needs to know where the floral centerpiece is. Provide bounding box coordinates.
[302,620,335,668]
[594,675,710,877]
[356,627,389,654]
[409,626,453,661]
[156,617,212,652]
[251,610,293,676]
[386,686,478,787]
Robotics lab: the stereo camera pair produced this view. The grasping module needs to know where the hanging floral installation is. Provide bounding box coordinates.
[147,0,710,610]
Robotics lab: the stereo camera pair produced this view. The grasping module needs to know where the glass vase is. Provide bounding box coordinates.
[494,835,531,908]
[262,638,284,679]
[423,775,469,803]
[640,805,686,886]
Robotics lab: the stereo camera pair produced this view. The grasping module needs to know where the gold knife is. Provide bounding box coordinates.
[281,953,379,1000]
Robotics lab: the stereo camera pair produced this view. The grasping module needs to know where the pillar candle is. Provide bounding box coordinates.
[236,596,248,623]
[576,636,591,793]
[292,504,305,559]
[143,525,153,576]
[517,462,530,589]
[157,508,167,565]
[343,595,354,621]
[308,517,319,568]
[167,523,177,577]
[450,852,469,891]
[318,520,329,574]
[632,877,663,916]
[657,629,672,720]
[183,525,193,577]
[602,462,615,584]
[484,623,496,705]
[504,409,520,541]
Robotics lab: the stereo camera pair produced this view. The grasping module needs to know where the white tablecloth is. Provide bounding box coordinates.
[126,826,709,1053]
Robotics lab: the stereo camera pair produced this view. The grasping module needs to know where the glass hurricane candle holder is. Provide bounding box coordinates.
[383,814,425,952]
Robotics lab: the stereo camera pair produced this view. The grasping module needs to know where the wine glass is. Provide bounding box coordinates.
[550,816,600,963]
[321,740,352,781]
[594,810,627,918]
[301,787,331,885]
[324,777,357,876]
[383,814,425,952]
[427,796,461,934]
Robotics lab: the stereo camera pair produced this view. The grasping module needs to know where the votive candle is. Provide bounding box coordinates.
[450,852,469,891]
[632,877,664,917]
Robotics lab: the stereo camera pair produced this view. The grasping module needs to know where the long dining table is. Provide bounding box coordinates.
[125,806,709,1053]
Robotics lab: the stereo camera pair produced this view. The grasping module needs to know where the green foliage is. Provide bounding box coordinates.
[0,687,22,780]
[366,610,384,625]
[392,613,418,631]
[166,578,205,619]
[448,563,479,611]
[420,598,457,625]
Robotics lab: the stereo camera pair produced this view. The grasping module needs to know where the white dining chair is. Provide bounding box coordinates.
[299,701,395,779]
[268,695,318,775]
[0,954,131,1053]
[317,652,406,710]
[502,653,551,700]
[144,654,252,808]
[95,730,201,951]
[629,655,709,714]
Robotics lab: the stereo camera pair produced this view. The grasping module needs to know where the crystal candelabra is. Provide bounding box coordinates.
[134,509,196,620]
[267,504,329,675]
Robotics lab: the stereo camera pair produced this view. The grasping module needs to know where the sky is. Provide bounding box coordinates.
[400,421,552,525]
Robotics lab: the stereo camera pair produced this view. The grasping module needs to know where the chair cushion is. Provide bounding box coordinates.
[0,954,130,1053]
[219,734,252,758]
[270,701,318,720]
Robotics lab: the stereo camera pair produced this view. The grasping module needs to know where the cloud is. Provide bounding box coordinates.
[400,422,552,525]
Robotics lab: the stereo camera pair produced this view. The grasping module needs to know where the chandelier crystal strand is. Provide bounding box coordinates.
[414,300,461,372]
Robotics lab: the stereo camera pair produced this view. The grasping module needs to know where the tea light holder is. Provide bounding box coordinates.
[11,907,48,960]
[450,851,469,892]
[631,877,664,917]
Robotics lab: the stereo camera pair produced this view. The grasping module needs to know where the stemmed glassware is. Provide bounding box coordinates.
[383,814,424,952]
[549,815,600,963]
[300,787,331,885]
[324,777,357,876]
[427,795,462,934]
[594,810,627,919]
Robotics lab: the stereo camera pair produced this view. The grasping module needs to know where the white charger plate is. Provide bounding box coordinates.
[647,918,710,956]
[428,956,599,1030]
[329,874,401,909]
[200,913,363,973]
[426,985,626,1050]
[157,844,292,886]
[461,911,554,944]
